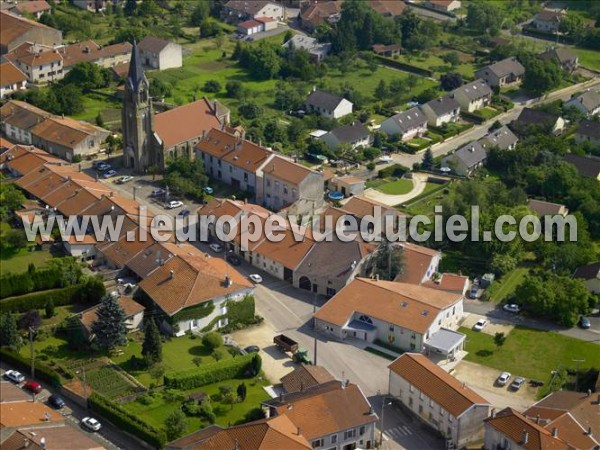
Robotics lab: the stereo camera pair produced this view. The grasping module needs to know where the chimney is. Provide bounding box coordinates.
[551,428,558,438]
[296,426,301,435]
[522,430,529,444]
[40,438,46,449]
[169,270,174,279]
[224,275,231,288]
[375,274,379,281]
[587,426,592,436]
[536,415,540,424]
[490,408,495,418]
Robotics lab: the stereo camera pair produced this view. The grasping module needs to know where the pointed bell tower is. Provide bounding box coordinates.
[122,40,154,173]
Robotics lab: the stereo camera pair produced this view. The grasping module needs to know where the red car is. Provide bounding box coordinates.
[23,381,43,394]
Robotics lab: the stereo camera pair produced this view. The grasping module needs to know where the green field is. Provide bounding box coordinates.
[375,179,414,195]
[576,48,600,72]
[392,49,478,79]
[1,248,53,275]
[461,326,600,383]
[486,266,530,303]
[86,365,137,399]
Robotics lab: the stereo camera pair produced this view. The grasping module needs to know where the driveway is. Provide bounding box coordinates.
[362,173,429,207]
[461,313,514,337]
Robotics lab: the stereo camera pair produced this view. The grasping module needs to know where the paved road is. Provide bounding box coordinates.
[391,78,600,169]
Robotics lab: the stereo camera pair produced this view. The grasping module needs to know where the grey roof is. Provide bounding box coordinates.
[515,108,559,127]
[138,35,171,54]
[388,107,427,132]
[576,119,600,140]
[564,153,600,178]
[535,9,564,22]
[480,57,525,78]
[452,79,493,101]
[527,199,567,216]
[329,122,370,143]
[126,40,146,92]
[284,34,331,55]
[540,47,578,64]
[453,140,487,169]
[423,95,460,117]
[307,89,348,110]
[570,90,600,112]
[479,126,518,150]
[424,328,465,353]
[573,262,600,281]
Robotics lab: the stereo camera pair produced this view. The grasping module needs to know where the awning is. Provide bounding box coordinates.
[425,328,465,354]
[344,320,376,332]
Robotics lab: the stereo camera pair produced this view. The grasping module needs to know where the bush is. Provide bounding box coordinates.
[203,80,221,93]
[89,393,166,448]
[164,354,257,390]
[202,332,223,351]
[0,347,63,386]
[378,164,410,179]
[1,284,82,314]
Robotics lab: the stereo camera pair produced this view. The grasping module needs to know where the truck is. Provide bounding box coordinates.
[273,335,312,365]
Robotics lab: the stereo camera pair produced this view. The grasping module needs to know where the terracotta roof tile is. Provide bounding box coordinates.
[1,10,59,49]
[262,155,320,186]
[0,60,26,86]
[7,42,62,66]
[80,296,144,331]
[0,382,32,403]
[389,353,489,417]
[4,426,105,450]
[394,242,440,285]
[280,365,335,394]
[0,402,64,428]
[253,229,315,270]
[0,100,51,131]
[61,40,131,69]
[15,0,51,15]
[314,277,461,333]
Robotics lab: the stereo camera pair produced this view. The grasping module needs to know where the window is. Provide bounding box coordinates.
[429,399,434,407]
[410,343,416,351]
[311,438,324,448]
[343,429,356,440]
[418,405,423,414]
[440,408,445,416]
[244,173,248,181]
[266,179,271,187]
[229,166,232,173]
[411,333,416,339]
[409,384,414,393]
[331,435,337,444]
[283,185,288,194]
[419,392,424,400]
[326,287,336,297]
[359,426,365,435]
[217,160,221,167]
[452,306,456,315]
[448,416,453,423]
[358,315,373,324]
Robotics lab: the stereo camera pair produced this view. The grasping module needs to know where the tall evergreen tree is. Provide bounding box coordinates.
[373,238,405,281]
[91,295,127,351]
[422,148,434,171]
[142,318,162,366]
[0,313,23,351]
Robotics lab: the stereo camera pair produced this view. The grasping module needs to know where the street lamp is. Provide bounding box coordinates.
[378,391,393,447]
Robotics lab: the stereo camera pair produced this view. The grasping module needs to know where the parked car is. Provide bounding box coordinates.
[510,377,525,391]
[473,319,487,331]
[378,155,392,164]
[497,372,511,386]
[102,169,117,179]
[227,254,241,266]
[503,304,521,313]
[249,274,263,283]
[48,394,66,409]
[23,381,43,394]
[468,284,481,299]
[151,188,165,197]
[209,243,223,252]
[95,162,110,172]
[578,315,591,329]
[244,345,260,354]
[166,200,183,209]
[81,417,102,432]
[177,209,191,217]
[116,175,134,184]
[3,370,25,383]
[203,186,214,195]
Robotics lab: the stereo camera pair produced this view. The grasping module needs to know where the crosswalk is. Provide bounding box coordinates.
[384,425,413,440]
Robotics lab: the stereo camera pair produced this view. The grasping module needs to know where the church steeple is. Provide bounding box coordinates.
[126,40,146,93]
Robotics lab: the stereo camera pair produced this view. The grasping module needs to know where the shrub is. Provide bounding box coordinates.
[0,348,63,386]
[202,332,223,351]
[164,354,257,390]
[203,80,221,93]
[378,164,410,179]
[88,393,166,448]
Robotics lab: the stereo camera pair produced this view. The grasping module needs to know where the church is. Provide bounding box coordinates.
[122,41,230,173]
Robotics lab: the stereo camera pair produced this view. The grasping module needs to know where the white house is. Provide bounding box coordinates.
[532,9,566,33]
[451,79,493,113]
[424,0,462,13]
[420,96,461,127]
[79,295,145,338]
[320,122,371,150]
[306,89,353,119]
[138,36,183,71]
[236,16,277,35]
[380,107,428,141]
[222,0,284,23]
[388,353,491,448]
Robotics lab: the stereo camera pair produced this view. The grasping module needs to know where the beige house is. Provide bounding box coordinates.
[60,40,132,72]
[138,36,182,71]
[475,57,525,89]
[6,42,64,84]
[451,79,493,113]
[389,353,491,448]
[0,61,27,99]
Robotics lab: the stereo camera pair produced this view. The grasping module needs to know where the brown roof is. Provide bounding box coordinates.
[0,100,51,131]
[96,232,155,268]
[7,42,62,67]
[30,117,102,149]
[154,99,223,150]
[369,0,405,16]
[253,228,315,270]
[196,198,270,220]
[0,60,26,86]
[280,365,335,394]
[177,415,311,450]
[389,353,489,417]
[6,151,61,176]
[80,296,144,331]
[535,9,565,22]
[528,199,568,217]
[5,427,105,450]
[342,195,405,219]
[138,35,172,54]
[262,155,320,186]
[0,10,58,49]
[267,380,377,440]
[111,61,130,78]
[423,273,469,293]
[0,402,64,428]
[0,382,32,403]
[314,277,461,332]
[61,40,132,69]
[485,408,571,450]
[0,136,15,149]
[224,0,274,16]
[394,242,440,285]
[15,0,51,15]
[139,243,253,316]
[300,1,342,27]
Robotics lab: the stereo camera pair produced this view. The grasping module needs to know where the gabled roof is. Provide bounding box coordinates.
[265,380,377,440]
[424,95,460,116]
[0,382,32,403]
[138,35,173,54]
[515,108,561,127]
[306,89,348,111]
[328,122,370,143]
[535,9,565,22]
[389,353,489,417]
[262,154,318,185]
[253,228,315,270]
[369,0,405,16]
[2,426,103,450]
[386,107,427,133]
[576,119,600,140]
[452,140,487,169]
[0,401,63,428]
[314,277,461,333]
[0,60,26,86]
[15,0,52,15]
[342,195,405,219]
[479,125,519,150]
[0,100,51,131]
[6,41,62,66]
[540,47,578,64]
[224,0,276,15]
[573,262,600,281]
[452,79,493,101]
[527,199,568,217]
[480,57,525,78]
[280,365,335,394]
[300,1,342,27]
[30,117,93,148]
[568,90,600,113]
[564,153,600,178]
[61,40,132,69]
[0,10,59,48]
[423,273,469,293]
[394,242,441,286]
[80,296,145,331]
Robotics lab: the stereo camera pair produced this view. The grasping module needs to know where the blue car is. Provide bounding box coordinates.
[203,186,214,195]
[49,394,65,409]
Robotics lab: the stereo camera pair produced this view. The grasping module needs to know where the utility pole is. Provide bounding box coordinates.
[573,359,585,391]
[29,327,35,378]
[313,292,318,366]
[378,391,392,448]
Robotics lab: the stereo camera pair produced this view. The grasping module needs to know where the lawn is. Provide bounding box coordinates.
[471,106,501,121]
[576,48,600,72]
[375,179,414,195]
[0,247,53,275]
[392,49,477,79]
[461,326,600,383]
[71,94,122,129]
[486,266,530,303]
[399,181,451,215]
[123,377,270,433]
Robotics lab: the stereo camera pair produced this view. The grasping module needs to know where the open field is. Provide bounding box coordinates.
[1,248,53,275]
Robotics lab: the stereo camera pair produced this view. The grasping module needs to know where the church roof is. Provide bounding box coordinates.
[126,40,146,91]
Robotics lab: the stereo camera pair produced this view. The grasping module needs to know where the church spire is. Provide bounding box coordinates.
[127,40,146,91]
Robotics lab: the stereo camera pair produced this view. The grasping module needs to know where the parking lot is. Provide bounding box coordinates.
[461,313,514,337]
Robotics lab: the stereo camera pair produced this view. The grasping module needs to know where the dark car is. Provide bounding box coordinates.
[23,381,43,394]
[244,345,260,354]
[48,394,66,409]
[178,209,191,217]
[578,316,591,329]
[227,254,241,266]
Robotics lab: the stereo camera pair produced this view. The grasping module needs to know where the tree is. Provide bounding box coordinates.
[0,184,26,219]
[90,295,127,351]
[238,102,263,119]
[192,357,202,367]
[164,410,187,441]
[237,382,247,402]
[443,52,460,68]
[63,62,111,92]
[142,318,162,366]
[225,81,245,99]
[164,158,208,198]
[522,57,562,96]
[4,229,27,250]
[200,18,221,38]
[202,332,223,351]
[0,313,23,351]
[124,0,137,16]
[190,1,210,26]
[19,310,42,330]
[45,299,55,319]
[374,80,388,100]
[95,113,104,128]
[149,363,165,385]
[493,332,506,351]
[203,80,221,93]
[372,239,405,281]
[416,87,440,104]
[149,78,172,99]
[466,2,504,35]
[440,72,463,91]
[421,148,434,171]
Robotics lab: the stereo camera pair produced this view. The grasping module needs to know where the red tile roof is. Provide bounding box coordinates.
[15,1,52,15]
[0,60,26,86]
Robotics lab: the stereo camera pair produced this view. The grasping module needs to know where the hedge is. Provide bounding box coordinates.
[0,347,63,387]
[378,164,410,179]
[164,353,257,390]
[89,392,167,449]
[373,55,434,77]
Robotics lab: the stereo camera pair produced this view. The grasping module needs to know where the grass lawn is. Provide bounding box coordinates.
[486,266,530,303]
[123,377,270,433]
[71,94,122,129]
[393,50,477,79]
[461,326,600,383]
[576,48,600,72]
[399,182,451,215]
[375,179,414,195]
[472,106,500,121]
[0,247,53,275]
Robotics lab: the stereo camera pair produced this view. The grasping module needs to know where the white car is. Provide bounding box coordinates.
[497,372,511,386]
[209,243,223,252]
[503,304,521,313]
[473,319,487,331]
[81,417,102,432]
[249,274,263,283]
[102,169,117,179]
[4,370,25,383]
[379,155,392,163]
[166,200,183,209]
[117,175,134,184]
